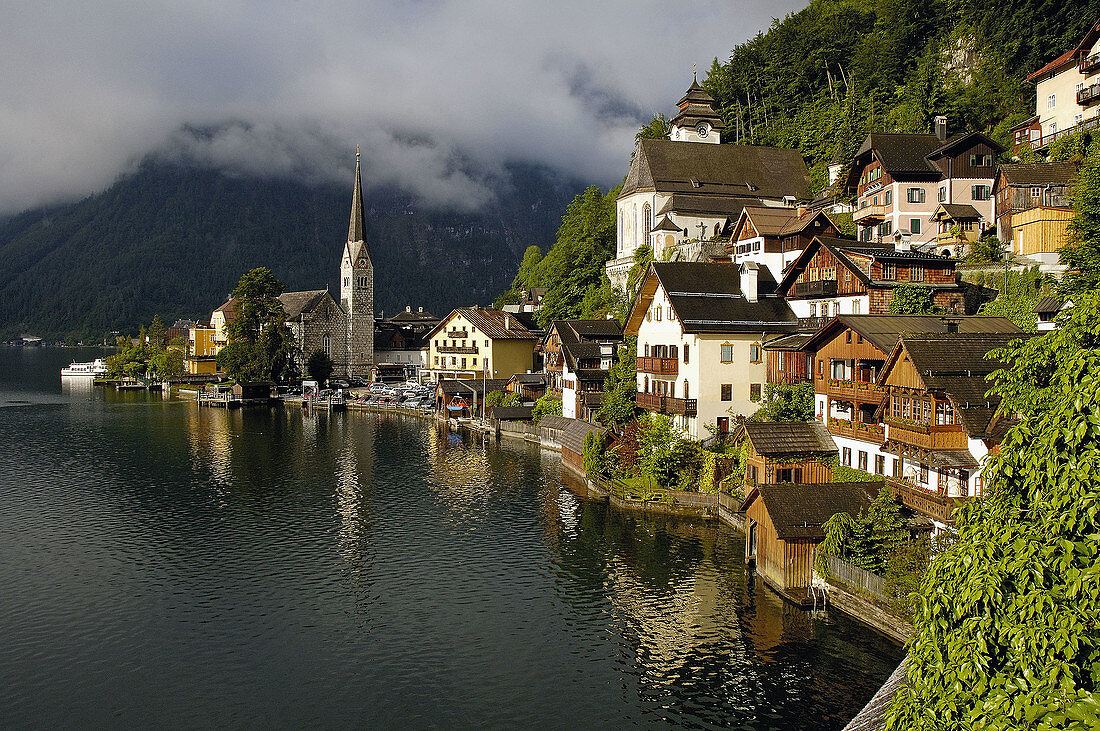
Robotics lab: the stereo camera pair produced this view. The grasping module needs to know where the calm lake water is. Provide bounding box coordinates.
[0,347,902,729]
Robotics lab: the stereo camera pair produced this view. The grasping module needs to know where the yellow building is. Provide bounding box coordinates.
[425,307,536,382]
[184,298,237,375]
[1011,206,1073,265]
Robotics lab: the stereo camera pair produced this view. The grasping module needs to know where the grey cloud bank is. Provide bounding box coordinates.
[0,1,805,215]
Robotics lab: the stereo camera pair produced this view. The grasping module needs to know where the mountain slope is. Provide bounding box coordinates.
[0,160,581,339]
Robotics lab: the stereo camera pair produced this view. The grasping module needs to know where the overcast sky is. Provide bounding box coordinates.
[1,1,806,215]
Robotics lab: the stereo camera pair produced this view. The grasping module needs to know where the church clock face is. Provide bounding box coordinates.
[356,257,367,268]
[696,123,709,138]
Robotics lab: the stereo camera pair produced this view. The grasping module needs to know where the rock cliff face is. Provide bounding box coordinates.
[0,159,581,338]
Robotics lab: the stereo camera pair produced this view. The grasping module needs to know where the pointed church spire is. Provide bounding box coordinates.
[348,145,366,249]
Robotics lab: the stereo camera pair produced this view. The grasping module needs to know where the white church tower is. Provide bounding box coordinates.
[340,147,374,376]
[668,70,725,144]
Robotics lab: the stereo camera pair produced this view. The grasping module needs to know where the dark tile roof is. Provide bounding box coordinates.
[933,204,982,221]
[761,331,816,351]
[656,194,755,218]
[778,209,835,236]
[649,262,798,334]
[803,315,1021,355]
[1035,296,1065,315]
[652,214,684,232]
[926,131,1005,159]
[279,290,332,320]
[855,133,943,178]
[560,419,605,455]
[489,405,534,421]
[563,319,623,340]
[740,205,799,236]
[387,308,439,324]
[434,308,537,340]
[509,372,547,385]
[622,139,811,200]
[742,421,836,456]
[998,161,1077,186]
[538,415,573,431]
[745,482,878,540]
[776,237,954,295]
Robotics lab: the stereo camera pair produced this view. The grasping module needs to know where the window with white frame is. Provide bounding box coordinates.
[1048,93,1056,109]
[907,187,925,203]
[1030,186,1042,199]
[971,185,991,200]
[938,186,947,202]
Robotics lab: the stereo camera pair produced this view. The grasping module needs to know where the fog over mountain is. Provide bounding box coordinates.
[1,1,804,216]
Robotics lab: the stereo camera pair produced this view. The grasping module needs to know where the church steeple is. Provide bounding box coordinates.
[669,69,725,144]
[347,145,367,253]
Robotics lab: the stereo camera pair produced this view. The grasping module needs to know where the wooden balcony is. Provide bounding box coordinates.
[824,379,884,404]
[636,392,697,417]
[791,279,838,298]
[438,345,479,354]
[1079,83,1100,107]
[446,329,469,339]
[885,420,968,451]
[636,356,678,376]
[827,416,885,443]
[1013,115,1100,152]
[853,204,886,223]
[887,478,969,524]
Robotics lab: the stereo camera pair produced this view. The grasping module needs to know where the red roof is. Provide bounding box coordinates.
[1026,49,1078,83]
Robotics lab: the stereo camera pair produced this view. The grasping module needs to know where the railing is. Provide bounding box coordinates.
[885,420,968,450]
[446,329,469,338]
[635,393,698,416]
[636,356,678,375]
[797,316,829,331]
[827,416,885,442]
[792,279,838,297]
[437,345,479,354]
[1078,83,1100,106]
[1015,115,1100,151]
[824,555,897,605]
[825,378,883,402]
[887,478,968,524]
[852,204,886,223]
[1081,52,1100,74]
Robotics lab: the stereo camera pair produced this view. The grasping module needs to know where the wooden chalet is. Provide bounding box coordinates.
[763,331,815,385]
[876,332,1030,509]
[741,481,878,601]
[776,236,965,319]
[800,315,1021,481]
[727,206,841,280]
[733,421,836,491]
[993,162,1075,242]
[506,372,547,402]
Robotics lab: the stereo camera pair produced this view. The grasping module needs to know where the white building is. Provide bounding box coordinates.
[624,261,798,440]
[606,78,811,290]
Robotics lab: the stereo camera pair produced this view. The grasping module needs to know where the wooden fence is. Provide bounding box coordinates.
[825,554,897,605]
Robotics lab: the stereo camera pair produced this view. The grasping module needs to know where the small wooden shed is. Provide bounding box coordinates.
[232,382,273,401]
[734,421,837,489]
[740,481,877,599]
[559,419,605,476]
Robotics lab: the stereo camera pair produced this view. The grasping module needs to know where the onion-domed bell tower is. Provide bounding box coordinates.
[340,146,374,376]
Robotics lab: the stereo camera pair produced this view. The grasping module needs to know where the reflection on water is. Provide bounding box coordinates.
[0,347,902,729]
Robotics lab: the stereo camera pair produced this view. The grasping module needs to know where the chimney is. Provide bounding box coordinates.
[934,115,947,141]
[941,316,961,333]
[797,205,807,218]
[827,163,842,185]
[504,315,512,329]
[741,261,759,303]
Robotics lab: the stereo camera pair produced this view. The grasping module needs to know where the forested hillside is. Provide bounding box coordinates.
[498,0,1100,318]
[705,0,1100,191]
[0,158,580,340]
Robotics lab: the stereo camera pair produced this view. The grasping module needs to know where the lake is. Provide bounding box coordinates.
[0,347,902,729]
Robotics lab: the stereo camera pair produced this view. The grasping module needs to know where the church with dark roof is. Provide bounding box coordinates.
[279,149,374,377]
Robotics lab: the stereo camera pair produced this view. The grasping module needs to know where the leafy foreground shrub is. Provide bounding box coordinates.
[885,292,1100,730]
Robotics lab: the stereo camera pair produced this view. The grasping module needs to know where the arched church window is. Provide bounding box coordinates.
[323,333,331,355]
[644,204,652,239]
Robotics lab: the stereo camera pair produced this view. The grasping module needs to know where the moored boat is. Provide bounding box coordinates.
[60,358,108,377]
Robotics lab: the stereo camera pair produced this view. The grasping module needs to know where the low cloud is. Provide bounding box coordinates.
[0,0,806,215]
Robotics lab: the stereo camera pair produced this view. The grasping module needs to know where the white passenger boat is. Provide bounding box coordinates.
[60,358,109,377]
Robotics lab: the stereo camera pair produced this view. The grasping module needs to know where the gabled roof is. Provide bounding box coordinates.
[931,203,982,221]
[853,133,944,179]
[1026,48,1079,83]
[1035,296,1065,315]
[508,372,547,385]
[387,308,439,325]
[802,314,1021,355]
[621,139,810,200]
[656,194,754,218]
[997,161,1077,186]
[428,308,537,341]
[279,290,334,320]
[560,419,606,455]
[878,332,1033,438]
[670,78,726,131]
[735,206,799,238]
[761,331,816,351]
[738,421,837,457]
[489,405,534,421]
[212,297,238,324]
[651,214,683,233]
[926,131,1005,160]
[538,415,574,431]
[438,378,511,396]
[625,262,797,336]
[741,482,878,540]
[778,209,836,237]
[776,236,954,295]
